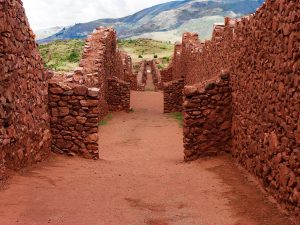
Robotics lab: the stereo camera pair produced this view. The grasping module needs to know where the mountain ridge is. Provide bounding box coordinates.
[38,0,264,43]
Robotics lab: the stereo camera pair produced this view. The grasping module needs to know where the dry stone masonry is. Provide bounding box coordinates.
[163,79,184,113]
[1,0,135,177]
[0,0,51,178]
[48,27,132,157]
[49,80,100,159]
[163,0,300,218]
[183,73,232,160]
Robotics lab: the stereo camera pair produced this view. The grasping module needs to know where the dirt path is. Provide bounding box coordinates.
[145,66,155,91]
[0,91,294,225]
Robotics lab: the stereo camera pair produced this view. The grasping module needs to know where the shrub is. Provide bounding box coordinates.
[154,54,158,58]
[138,55,143,58]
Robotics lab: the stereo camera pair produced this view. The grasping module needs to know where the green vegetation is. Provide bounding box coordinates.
[38,39,85,72]
[168,112,183,127]
[158,56,171,69]
[99,114,113,126]
[38,38,173,72]
[118,39,173,63]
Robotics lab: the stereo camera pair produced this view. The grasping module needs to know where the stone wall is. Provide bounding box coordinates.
[150,60,162,90]
[137,61,147,91]
[183,73,232,161]
[163,79,184,113]
[47,27,132,158]
[0,0,51,177]
[49,80,100,159]
[107,77,130,112]
[230,1,300,214]
[164,0,300,216]
[161,66,173,83]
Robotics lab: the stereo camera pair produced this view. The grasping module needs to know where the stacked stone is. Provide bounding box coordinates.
[163,79,184,113]
[49,80,100,159]
[129,73,138,91]
[230,0,300,215]
[164,0,300,217]
[183,74,232,161]
[161,66,173,83]
[0,0,51,175]
[137,61,146,91]
[107,77,130,112]
[150,60,162,90]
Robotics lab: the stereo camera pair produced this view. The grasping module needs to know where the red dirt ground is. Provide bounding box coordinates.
[0,91,295,225]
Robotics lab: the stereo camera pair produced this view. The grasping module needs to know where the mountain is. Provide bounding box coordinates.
[35,26,65,40]
[38,0,264,43]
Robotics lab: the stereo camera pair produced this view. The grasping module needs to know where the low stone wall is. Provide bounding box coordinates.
[163,79,184,113]
[49,80,100,159]
[183,74,232,161]
[107,77,130,112]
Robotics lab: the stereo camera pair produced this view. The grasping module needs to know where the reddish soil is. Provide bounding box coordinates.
[145,66,155,91]
[0,91,295,225]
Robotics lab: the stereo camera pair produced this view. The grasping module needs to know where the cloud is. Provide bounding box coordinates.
[22,0,174,30]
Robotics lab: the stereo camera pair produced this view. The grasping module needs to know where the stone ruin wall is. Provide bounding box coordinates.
[183,73,232,160]
[49,27,132,157]
[1,0,134,174]
[49,80,100,159]
[149,60,162,90]
[164,0,300,217]
[161,65,173,83]
[73,27,132,118]
[137,61,147,91]
[163,79,184,113]
[0,0,51,178]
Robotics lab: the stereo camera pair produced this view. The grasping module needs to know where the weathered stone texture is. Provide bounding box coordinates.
[150,60,162,90]
[49,80,100,159]
[161,66,173,83]
[164,0,300,217]
[0,0,51,177]
[137,61,147,91]
[107,77,130,112]
[183,74,232,160]
[163,79,184,113]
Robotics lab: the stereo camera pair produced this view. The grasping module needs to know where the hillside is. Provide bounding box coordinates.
[39,39,173,72]
[38,39,85,71]
[38,0,264,43]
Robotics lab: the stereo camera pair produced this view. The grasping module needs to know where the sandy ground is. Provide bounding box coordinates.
[145,66,156,91]
[0,91,295,225]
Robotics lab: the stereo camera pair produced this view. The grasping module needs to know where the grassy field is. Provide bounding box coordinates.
[38,39,85,72]
[38,38,173,72]
[118,39,174,63]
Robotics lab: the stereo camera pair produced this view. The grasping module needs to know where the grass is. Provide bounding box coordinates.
[118,39,173,63]
[38,38,174,72]
[168,112,183,127]
[99,114,113,126]
[38,39,85,72]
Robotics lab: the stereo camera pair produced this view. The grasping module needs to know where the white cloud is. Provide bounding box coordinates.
[22,0,174,30]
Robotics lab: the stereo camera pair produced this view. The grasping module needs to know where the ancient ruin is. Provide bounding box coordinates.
[0,0,299,223]
[162,0,300,217]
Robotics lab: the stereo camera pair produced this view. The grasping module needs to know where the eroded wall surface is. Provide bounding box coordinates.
[49,27,132,157]
[0,0,51,177]
[164,0,300,216]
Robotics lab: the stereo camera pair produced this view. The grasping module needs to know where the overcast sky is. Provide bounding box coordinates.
[22,0,174,30]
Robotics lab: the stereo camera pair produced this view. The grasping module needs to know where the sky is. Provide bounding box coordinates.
[22,0,173,30]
